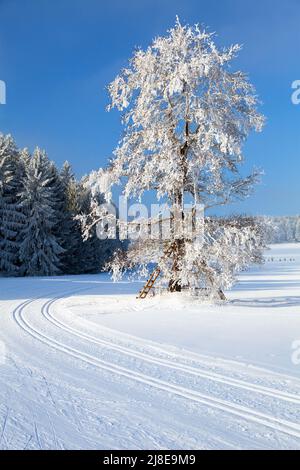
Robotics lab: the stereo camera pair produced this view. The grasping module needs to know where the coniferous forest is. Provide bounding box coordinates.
[0,133,119,277]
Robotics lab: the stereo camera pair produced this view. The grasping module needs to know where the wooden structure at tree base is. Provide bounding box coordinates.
[137,240,226,300]
[137,242,176,299]
[136,208,226,300]
[137,266,162,299]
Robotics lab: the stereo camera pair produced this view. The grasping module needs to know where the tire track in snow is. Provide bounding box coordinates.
[45,294,300,405]
[12,292,300,441]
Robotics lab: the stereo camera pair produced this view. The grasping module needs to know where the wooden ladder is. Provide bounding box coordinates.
[137,242,176,299]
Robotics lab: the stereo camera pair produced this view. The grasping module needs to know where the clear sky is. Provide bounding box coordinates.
[0,0,299,215]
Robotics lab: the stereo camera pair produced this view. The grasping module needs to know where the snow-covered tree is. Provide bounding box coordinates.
[56,161,84,274]
[262,216,300,243]
[19,148,64,276]
[76,177,123,273]
[0,131,121,277]
[0,134,25,275]
[19,147,31,167]
[87,19,265,298]
[295,218,300,242]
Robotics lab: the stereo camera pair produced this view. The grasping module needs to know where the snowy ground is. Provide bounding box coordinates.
[0,243,300,450]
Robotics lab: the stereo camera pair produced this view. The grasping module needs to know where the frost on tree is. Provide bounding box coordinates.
[260,216,300,244]
[19,148,64,276]
[0,134,25,275]
[88,19,266,298]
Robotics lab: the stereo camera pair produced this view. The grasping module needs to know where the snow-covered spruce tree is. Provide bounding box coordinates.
[89,19,265,297]
[44,159,84,274]
[19,148,64,276]
[19,147,31,167]
[0,134,25,275]
[56,161,85,274]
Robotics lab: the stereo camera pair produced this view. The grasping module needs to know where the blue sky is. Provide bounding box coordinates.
[0,0,299,215]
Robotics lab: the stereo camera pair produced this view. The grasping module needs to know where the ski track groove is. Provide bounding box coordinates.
[34,421,41,449]
[23,435,32,450]
[11,289,300,442]
[46,294,300,405]
[0,407,9,448]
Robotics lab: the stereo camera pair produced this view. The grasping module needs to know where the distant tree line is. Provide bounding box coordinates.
[0,133,120,277]
[260,216,300,244]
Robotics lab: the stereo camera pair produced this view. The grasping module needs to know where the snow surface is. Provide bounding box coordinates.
[0,243,300,449]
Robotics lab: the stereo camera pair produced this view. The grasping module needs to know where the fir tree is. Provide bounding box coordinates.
[58,161,84,274]
[19,148,64,276]
[0,134,25,275]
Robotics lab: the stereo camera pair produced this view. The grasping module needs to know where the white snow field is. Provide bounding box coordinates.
[0,243,300,450]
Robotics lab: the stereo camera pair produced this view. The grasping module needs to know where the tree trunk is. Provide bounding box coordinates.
[169,124,188,293]
[169,190,185,292]
[169,238,184,292]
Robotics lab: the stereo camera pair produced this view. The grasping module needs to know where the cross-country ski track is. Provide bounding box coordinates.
[1,244,300,449]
